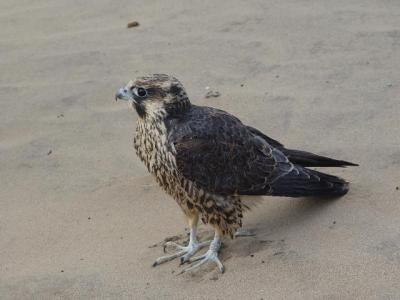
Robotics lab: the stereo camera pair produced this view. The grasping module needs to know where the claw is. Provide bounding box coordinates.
[179,256,186,265]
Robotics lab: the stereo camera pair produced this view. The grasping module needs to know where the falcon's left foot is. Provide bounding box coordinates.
[152,218,211,267]
[152,238,210,267]
[178,234,224,274]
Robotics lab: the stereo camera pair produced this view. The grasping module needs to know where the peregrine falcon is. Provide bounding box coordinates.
[115,74,357,273]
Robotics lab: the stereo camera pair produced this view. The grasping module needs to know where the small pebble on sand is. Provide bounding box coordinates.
[127,21,140,28]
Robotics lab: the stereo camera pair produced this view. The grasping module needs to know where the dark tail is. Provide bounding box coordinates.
[282,149,358,168]
[270,166,349,198]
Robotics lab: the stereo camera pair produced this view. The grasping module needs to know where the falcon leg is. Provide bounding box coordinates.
[152,214,211,267]
[179,228,224,274]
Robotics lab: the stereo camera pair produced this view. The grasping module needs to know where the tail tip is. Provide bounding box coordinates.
[333,181,349,197]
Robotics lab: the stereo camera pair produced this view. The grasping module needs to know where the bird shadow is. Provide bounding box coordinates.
[224,196,341,259]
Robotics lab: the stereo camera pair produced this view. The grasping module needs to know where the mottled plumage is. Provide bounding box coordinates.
[115,74,357,273]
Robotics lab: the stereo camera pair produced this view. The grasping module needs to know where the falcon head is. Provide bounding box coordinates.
[115,74,190,119]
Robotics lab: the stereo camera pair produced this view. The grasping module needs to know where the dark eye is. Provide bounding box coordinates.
[136,87,147,97]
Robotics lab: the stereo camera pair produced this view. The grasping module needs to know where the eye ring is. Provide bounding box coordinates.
[135,87,147,98]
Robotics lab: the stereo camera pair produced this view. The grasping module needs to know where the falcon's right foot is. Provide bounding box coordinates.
[177,231,224,274]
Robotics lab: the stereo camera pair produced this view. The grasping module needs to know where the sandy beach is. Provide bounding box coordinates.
[1,0,400,299]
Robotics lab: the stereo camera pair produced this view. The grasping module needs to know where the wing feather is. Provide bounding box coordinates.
[168,106,293,195]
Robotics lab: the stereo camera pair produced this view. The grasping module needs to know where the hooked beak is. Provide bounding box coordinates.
[115,80,135,102]
[115,88,130,101]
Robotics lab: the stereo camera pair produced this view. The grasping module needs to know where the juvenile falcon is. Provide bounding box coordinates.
[115,74,357,273]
